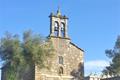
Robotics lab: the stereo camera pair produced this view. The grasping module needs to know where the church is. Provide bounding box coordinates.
[35,9,84,80]
[1,9,84,80]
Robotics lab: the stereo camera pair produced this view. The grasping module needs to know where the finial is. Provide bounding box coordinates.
[57,6,61,16]
[51,11,54,16]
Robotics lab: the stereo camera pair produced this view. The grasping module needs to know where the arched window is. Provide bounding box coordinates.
[59,67,64,75]
[61,23,65,37]
[54,21,59,37]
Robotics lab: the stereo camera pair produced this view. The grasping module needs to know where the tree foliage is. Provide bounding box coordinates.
[0,30,54,80]
[102,36,120,76]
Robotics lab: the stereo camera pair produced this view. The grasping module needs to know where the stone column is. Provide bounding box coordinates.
[58,19,61,37]
[65,19,68,38]
[50,17,55,36]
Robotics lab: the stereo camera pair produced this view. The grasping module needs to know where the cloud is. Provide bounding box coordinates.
[84,60,110,76]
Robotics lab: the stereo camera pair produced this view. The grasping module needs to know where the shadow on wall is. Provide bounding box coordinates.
[70,63,84,80]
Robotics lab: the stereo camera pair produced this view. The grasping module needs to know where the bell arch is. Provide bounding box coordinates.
[61,22,65,37]
[54,21,59,37]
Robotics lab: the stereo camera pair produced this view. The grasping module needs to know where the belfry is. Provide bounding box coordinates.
[49,8,68,38]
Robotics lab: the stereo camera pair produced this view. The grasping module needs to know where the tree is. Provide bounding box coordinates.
[102,36,120,76]
[0,30,54,80]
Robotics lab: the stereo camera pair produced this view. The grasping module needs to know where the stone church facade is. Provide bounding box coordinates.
[1,9,84,80]
[35,9,84,80]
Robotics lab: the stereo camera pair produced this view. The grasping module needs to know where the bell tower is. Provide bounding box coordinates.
[49,9,69,39]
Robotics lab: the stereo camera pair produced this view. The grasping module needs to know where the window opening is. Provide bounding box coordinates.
[61,23,65,37]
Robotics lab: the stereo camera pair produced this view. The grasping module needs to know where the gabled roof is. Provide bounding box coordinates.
[70,42,84,52]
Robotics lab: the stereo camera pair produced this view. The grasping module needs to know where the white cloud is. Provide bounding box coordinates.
[84,60,110,76]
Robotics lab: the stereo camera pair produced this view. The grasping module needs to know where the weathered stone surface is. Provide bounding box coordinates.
[35,37,84,80]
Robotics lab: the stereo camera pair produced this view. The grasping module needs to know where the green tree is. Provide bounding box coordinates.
[102,36,120,76]
[0,30,54,80]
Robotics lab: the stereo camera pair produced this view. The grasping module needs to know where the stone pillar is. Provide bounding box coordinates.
[58,20,61,37]
[65,19,68,38]
[50,17,55,36]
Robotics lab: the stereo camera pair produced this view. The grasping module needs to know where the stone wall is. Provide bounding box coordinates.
[35,37,84,80]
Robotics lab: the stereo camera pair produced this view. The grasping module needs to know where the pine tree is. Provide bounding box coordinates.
[102,36,120,76]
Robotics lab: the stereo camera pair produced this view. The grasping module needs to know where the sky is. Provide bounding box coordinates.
[0,0,120,78]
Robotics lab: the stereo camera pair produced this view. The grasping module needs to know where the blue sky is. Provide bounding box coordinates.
[0,0,120,78]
